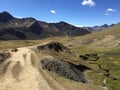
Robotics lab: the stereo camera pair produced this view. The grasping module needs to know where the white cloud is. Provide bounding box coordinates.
[74,24,84,27]
[15,16,23,18]
[105,13,110,16]
[46,21,54,23]
[50,10,56,14]
[106,8,117,12]
[105,8,118,16]
[81,0,96,7]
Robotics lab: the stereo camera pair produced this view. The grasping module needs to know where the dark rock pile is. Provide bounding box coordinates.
[79,54,99,61]
[37,42,69,52]
[0,52,10,62]
[41,58,89,83]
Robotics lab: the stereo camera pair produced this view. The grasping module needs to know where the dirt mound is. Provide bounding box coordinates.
[37,42,80,66]
[37,42,69,52]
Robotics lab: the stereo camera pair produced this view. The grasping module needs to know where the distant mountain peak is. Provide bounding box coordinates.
[0,11,14,23]
[58,21,70,24]
[59,21,67,23]
[56,21,74,27]
[0,11,11,15]
[110,24,115,27]
[84,23,116,32]
[101,24,109,28]
[22,17,36,21]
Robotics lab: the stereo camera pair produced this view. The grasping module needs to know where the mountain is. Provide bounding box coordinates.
[0,11,91,40]
[50,21,90,36]
[84,24,115,32]
[0,11,14,23]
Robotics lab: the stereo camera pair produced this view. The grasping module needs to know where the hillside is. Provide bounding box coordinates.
[0,11,90,40]
[76,23,120,47]
[64,23,120,90]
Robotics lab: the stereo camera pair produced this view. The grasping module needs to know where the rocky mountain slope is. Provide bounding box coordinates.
[0,11,90,40]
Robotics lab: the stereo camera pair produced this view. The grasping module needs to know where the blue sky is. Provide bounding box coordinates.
[0,0,120,26]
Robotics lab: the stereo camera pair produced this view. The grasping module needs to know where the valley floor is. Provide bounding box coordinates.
[0,35,120,90]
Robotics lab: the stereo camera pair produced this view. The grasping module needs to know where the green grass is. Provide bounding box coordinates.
[106,78,120,90]
[69,28,120,90]
[77,47,120,90]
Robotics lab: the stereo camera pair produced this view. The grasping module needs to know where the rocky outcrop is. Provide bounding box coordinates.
[37,42,69,52]
[37,42,90,83]
[41,58,88,83]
